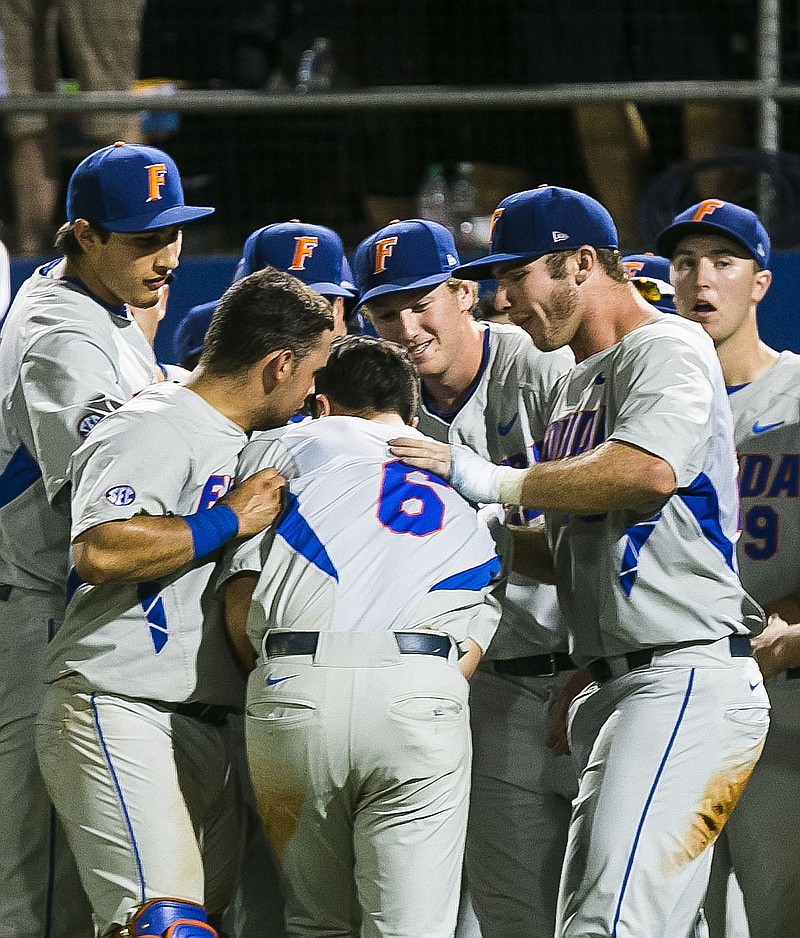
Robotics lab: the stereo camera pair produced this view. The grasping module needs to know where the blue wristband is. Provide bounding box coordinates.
[184,504,240,559]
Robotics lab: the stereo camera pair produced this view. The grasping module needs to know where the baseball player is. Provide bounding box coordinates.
[658,200,800,938]
[621,253,676,313]
[352,218,576,937]
[0,141,213,938]
[219,335,502,938]
[34,268,333,938]
[0,236,10,322]
[174,220,354,368]
[388,185,771,938]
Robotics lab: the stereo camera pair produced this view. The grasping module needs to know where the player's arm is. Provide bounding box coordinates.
[224,572,259,672]
[73,467,286,584]
[457,638,483,680]
[387,437,675,514]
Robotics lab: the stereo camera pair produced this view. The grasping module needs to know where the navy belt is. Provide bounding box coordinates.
[0,584,12,601]
[494,652,576,678]
[265,630,451,659]
[167,702,234,726]
[588,635,752,684]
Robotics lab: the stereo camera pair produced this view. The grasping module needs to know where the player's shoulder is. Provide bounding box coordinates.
[618,313,717,369]
[485,320,573,385]
[770,349,800,383]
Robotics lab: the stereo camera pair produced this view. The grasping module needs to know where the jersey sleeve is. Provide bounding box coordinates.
[609,331,715,486]
[69,411,191,540]
[21,326,141,502]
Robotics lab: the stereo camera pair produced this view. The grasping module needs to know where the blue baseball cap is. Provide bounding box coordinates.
[353,219,461,309]
[622,254,675,314]
[234,221,355,298]
[656,200,770,269]
[173,300,216,366]
[67,141,214,232]
[454,186,619,280]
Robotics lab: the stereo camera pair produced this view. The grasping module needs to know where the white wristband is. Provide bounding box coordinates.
[450,445,528,506]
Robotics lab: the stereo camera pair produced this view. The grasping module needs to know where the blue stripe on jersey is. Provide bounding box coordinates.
[0,444,42,509]
[619,514,661,597]
[612,668,695,936]
[277,491,339,581]
[137,581,169,653]
[429,556,501,592]
[677,472,736,570]
[90,694,147,904]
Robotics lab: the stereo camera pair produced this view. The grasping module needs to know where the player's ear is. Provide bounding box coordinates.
[408,415,420,429]
[72,219,99,252]
[261,348,293,391]
[313,393,332,418]
[753,268,772,303]
[574,247,595,285]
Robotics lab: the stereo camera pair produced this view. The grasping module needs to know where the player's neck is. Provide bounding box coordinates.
[422,322,485,412]
[716,327,779,386]
[571,286,655,362]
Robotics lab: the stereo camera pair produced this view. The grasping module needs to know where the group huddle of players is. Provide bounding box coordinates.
[0,141,797,938]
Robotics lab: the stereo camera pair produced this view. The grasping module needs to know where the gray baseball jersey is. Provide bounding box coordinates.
[225,415,501,652]
[0,261,158,591]
[416,321,573,656]
[45,381,246,706]
[536,314,757,663]
[728,350,800,605]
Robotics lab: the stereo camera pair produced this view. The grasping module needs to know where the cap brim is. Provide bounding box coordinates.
[656,221,760,267]
[104,205,215,233]
[453,251,542,280]
[306,281,356,298]
[355,271,454,310]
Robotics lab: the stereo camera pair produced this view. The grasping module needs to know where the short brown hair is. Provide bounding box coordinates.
[53,221,111,259]
[545,248,626,283]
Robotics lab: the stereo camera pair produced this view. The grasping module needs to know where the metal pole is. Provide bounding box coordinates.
[756,0,781,222]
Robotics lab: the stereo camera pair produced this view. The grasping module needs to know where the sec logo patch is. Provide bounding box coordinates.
[105,485,136,506]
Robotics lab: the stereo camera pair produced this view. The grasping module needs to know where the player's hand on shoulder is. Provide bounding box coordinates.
[219,466,286,537]
[388,436,453,478]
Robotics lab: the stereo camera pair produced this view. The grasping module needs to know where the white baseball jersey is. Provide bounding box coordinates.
[44,381,247,706]
[224,415,502,653]
[417,321,573,656]
[0,261,158,592]
[535,314,757,663]
[0,239,10,322]
[728,351,800,605]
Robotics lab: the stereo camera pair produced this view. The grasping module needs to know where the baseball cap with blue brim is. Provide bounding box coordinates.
[622,253,675,314]
[656,200,770,270]
[67,141,215,232]
[454,185,619,280]
[234,221,355,298]
[353,219,461,309]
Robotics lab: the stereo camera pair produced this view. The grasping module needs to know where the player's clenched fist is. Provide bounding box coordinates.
[220,467,286,536]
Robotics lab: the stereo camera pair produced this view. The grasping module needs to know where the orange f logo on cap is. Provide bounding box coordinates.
[489,208,505,239]
[146,163,167,202]
[290,237,319,270]
[692,199,725,222]
[373,237,398,274]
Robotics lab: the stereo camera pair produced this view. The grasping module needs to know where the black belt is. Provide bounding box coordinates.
[265,630,451,659]
[787,668,800,680]
[0,584,12,601]
[167,702,234,726]
[494,652,576,678]
[588,635,752,684]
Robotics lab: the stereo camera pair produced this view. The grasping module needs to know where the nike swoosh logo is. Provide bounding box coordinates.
[752,420,785,434]
[266,674,299,686]
[497,413,518,436]
[749,680,763,692]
